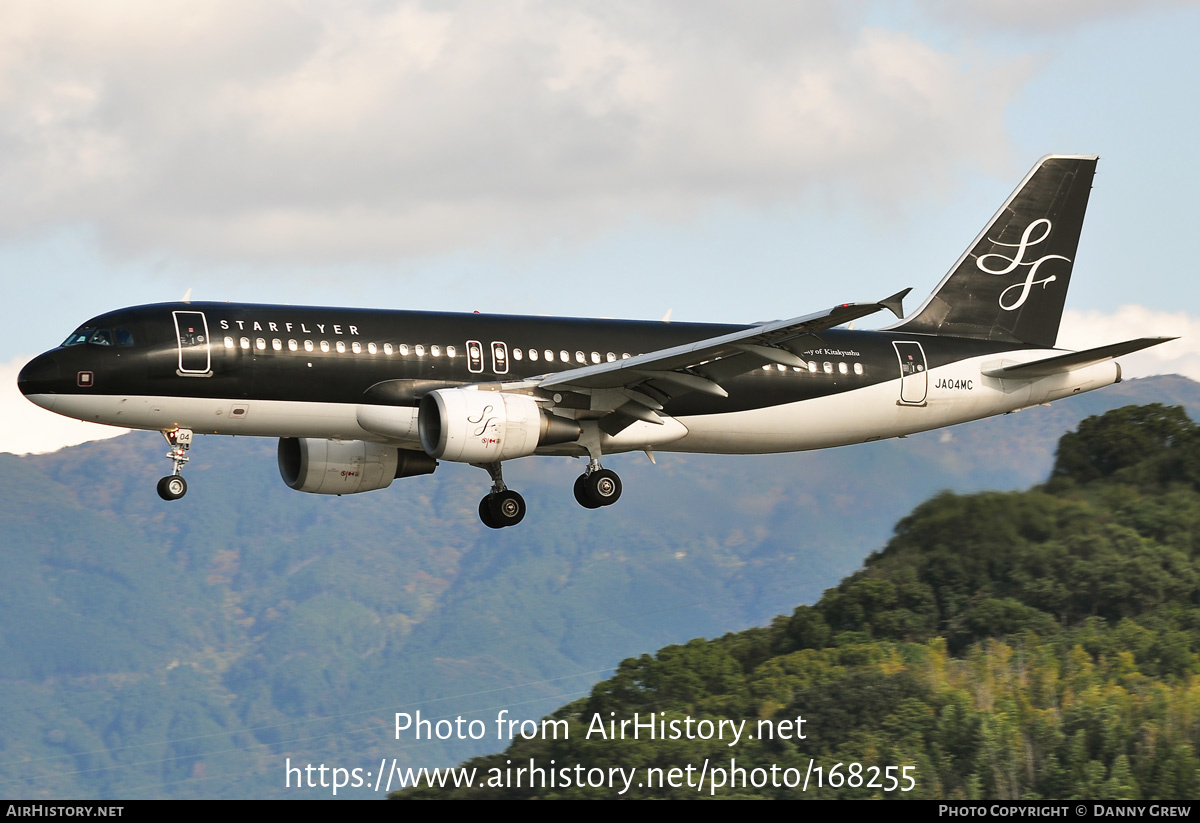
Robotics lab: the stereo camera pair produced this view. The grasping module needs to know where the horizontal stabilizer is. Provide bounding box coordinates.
[981,337,1176,378]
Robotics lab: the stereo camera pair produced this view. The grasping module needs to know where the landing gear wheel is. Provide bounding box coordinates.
[479,491,526,528]
[157,475,188,501]
[488,490,526,527]
[587,469,622,506]
[577,469,622,507]
[573,475,602,509]
[479,496,501,529]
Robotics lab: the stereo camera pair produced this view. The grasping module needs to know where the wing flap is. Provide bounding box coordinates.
[540,289,910,395]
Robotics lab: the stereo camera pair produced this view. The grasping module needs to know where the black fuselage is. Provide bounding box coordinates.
[19,301,1034,420]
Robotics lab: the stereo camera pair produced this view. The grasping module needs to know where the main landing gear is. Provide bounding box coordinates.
[475,461,526,529]
[157,428,192,501]
[573,461,622,509]
[472,455,623,528]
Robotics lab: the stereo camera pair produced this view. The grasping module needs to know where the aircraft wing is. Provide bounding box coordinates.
[981,337,1176,378]
[539,289,910,433]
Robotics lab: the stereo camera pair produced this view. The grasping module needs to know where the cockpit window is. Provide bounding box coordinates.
[61,325,135,347]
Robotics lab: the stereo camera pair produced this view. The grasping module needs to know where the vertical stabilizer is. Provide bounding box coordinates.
[895,155,1098,348]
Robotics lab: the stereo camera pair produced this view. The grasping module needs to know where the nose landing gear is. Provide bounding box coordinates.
[157,428,192,501]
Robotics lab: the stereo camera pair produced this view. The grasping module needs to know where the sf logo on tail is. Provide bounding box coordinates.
[977,218,1071,311]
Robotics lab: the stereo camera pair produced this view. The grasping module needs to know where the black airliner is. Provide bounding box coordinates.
[18,155,1171,527]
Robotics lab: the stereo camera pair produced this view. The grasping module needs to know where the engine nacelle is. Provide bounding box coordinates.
[418,389,581,463]
[278,438,436,495]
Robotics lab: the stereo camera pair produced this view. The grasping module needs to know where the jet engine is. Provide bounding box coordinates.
[418,389,581,462]
[278,438,436,494]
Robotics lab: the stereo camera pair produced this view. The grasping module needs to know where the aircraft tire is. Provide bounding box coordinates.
[157,475,188,501]
[488,490,526,527]
[573,475,602,509]
[584,469,622,507]
[478,496,502,528]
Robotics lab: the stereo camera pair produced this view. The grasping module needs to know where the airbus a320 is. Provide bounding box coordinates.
[18,155,1171,527]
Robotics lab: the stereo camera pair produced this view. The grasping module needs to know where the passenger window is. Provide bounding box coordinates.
[529,349,539,362]
[808,361,817,373]
[854,363,863,375]
[513,348,523,360]
[288,340,298,352]
[823,362,832,374]
[224,336,234,349]
[305,340,314,352]
[414,344,425,356]
[352,342,362,354]
[622,353,631,359]
[545,350,554,362]
[399,344,409,356]
[838,362,848,375]
[256,338,267,350]
[240,337,250,350]
[336,341,346,353]
[447,345,456,358]
[431,345,441,357]
[607,352,616,362]
[320,341,330,353]
[591,352,600,364]
[383,343,392,355]
[368,342,377,354]
[560,350,569,363]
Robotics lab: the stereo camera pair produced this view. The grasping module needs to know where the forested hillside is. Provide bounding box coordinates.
[399,405,1200,799]
[3,377,1197,798]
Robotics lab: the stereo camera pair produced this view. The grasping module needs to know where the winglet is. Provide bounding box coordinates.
[879,288,911,320]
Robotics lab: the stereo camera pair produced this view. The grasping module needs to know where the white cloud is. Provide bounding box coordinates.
[1059,306,1200,381]
[919,0,1193,33]
[0,355,128,454]
[0,1,1024,262]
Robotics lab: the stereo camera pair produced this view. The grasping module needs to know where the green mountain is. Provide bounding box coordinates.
[396,403,1200,799]
[1,375,1197,798]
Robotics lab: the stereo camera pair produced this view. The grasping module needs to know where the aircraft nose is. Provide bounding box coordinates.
[17,353,60,409]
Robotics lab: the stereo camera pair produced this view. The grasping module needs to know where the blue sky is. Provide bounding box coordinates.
[3,0,1198,452]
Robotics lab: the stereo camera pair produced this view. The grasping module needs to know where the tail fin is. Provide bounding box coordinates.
[895,154,1098,348]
